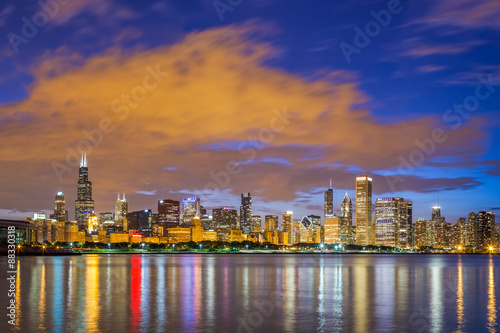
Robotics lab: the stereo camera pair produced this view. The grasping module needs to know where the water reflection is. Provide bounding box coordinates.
[8,254,500,333]
[487,256,497,333]
[456,257,464,333]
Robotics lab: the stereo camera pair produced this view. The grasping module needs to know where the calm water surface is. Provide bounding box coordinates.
[1,254,499,333]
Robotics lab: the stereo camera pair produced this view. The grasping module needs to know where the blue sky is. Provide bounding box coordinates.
[0,0,499,223]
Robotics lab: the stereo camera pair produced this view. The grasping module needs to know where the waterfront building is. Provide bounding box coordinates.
[282,211,294,245]
[356,175,373,246]
[240,193,252,234]
[251,215,262,233]
[374,197,398,247]
[340,193,353,244]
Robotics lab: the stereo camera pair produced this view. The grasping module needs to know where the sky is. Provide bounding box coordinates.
[0,0,499,223]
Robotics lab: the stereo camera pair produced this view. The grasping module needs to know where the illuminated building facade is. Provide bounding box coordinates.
[114,194,128,227]
[126,210,153,232]
[340,193,353,244]
[265,215,279,232]
[75,152,94,229]
[251,215,262,233]
[324,216,340,244]
[397,199,413,248]
[50,191,68,222]
[158,199,180,229]
[240,193,252,234]
[374,197,398,246]
[182,197,200,226]
[356,175,372,246]
[282,211,294,245]
[324,180,333,218]
[212,207,238,229]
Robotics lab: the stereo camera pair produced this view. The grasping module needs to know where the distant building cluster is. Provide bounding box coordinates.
[23,154,499,251]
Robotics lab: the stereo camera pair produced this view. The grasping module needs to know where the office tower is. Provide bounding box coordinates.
[340,192,353,244]
[200,206,207,216]
[324,180,333,218]
[374,197,398,247]
[158,199,180,228]
[476,211,496,250]
[99,212,114,228]
[87,215,99,234]
[126,209,152,232]
[466,212,477,248]
[397,199,412,248]
[356,175,372,246]
[453,217,467,247]
[282,211,294,245]
[432,205,441,221]
[75,152,94,229]
[415,218,436,248]
[50,191,68,222]
[307,215,321,228]
[265,215,279,232]
[212,207,238,229]
[182,197,200,226]
[240,193,252,234]
[251,215,262,233]
[297,216,313,243]
[54,221,66,242]
[114,194,128,227]
[324,215,340,244]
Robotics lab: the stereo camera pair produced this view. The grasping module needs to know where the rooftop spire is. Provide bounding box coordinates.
[329,178,332,189]
[83,151,87,167]
[80,151,84,167]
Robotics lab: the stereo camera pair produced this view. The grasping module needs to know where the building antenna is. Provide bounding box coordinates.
[330,178,332,190]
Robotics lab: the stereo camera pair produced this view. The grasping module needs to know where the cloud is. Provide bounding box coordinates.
[417,65,447,74]
[418,0,500,31]
[0,24,485,217]
[0,4,14,27]
[400,37,484,58]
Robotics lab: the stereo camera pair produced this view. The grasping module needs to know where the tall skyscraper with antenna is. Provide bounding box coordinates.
[75,152,94,229]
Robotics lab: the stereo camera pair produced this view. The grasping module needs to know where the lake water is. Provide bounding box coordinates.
[1,254,499,333]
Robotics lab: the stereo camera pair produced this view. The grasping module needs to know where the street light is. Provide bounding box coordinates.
[142,243,145,249]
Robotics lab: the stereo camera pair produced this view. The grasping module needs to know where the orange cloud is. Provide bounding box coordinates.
[0,24,484,216]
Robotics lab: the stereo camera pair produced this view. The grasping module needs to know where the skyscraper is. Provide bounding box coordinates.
[75,152,94,229]
[158,199,180,228]
[397,199,413,248]
[324,180,333,218]
[282,211,294,245]
[114,194,128,227]
[251,215,262,233]
[212,207,238,229]
[182,197,200,226]
[265,215,279,232]
[374,197,398,247]
[50,191,68,222]
[240,193,252,234]
[340,192,353,244]
[356,175,372,246]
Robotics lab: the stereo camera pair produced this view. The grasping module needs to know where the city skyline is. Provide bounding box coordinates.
[26,152,495,229]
